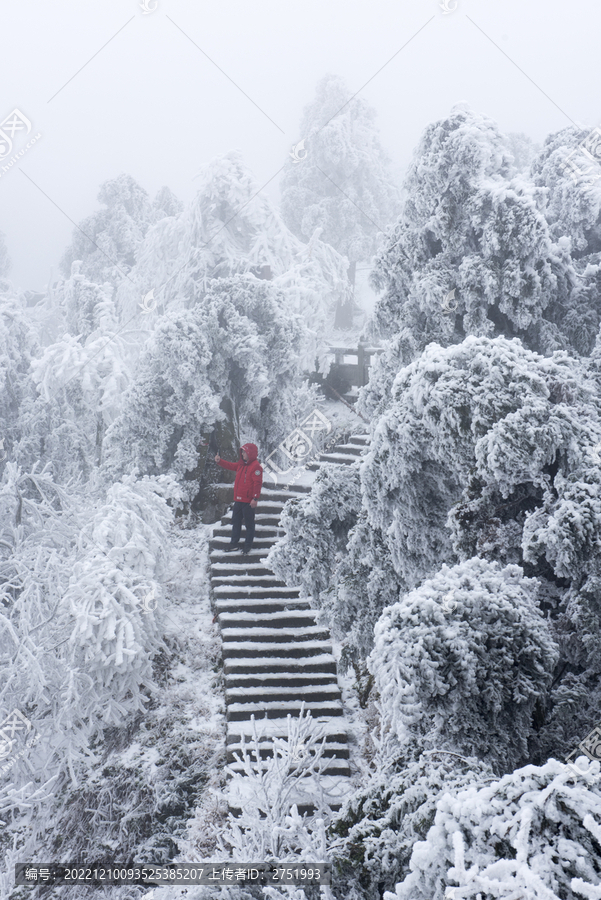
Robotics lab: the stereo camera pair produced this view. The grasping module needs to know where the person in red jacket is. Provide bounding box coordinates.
[215,442,263,555]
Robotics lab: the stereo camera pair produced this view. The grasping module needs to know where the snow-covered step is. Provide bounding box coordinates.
[213,522,283,534]
[328,442,365,456]
[222,641,333,659]
[215,597,312,615]
[226,738,349,760]
[227,720,348,742]
[210,538,276,552]
[308,451,363,469]
[213,586,301,600]
[220,625,330,643]
[220,500,287,514]
[223,655,337,675]
[219,610,317,629]
[259,485,312,499]
[211,573,288,587]
[348,434,370,445]
[214,523,283,536]
[209,552,270,564]
[225,671,338,689]
[211,562,274,577]
[227,758,351,778]
[225,685,342,708]
[226,699,344,721]
[212,528,283,541]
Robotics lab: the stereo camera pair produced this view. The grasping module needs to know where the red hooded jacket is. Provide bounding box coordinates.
[217,442,263,503]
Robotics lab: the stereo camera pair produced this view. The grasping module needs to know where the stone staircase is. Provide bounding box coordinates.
[209,432,370,814]
[306,433,370,471]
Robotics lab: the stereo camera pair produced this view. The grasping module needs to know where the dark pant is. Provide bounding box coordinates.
[230,501,255,548]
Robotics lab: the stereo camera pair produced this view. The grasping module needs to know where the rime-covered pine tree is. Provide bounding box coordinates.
[281,73,399,328]
[369,104,574,408]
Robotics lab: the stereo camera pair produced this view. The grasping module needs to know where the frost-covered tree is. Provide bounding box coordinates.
[530,125,601,355]
[359,334,601,763]
[20,273,141,480]
[268,462,403,668]
[504,130,540,173]
[0,462,181,816]
[0,296,38,461]
[115,152,349,365]
[386,758,601,900]
[325,512,403,668]
[361,335,598,589]
[329,752,494,900]
[267,463,362,606]
[369,558,558,773]
[103,275,315,490]
[281,74,399,328]
[60,173,177,289]
[369,104,573,379]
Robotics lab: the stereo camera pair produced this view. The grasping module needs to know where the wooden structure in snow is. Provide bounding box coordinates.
[327,343,384,387]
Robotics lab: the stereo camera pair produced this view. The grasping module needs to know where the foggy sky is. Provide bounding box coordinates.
[1,0,598,292]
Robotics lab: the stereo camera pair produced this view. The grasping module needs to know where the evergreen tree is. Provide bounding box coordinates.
[267,463,362,607]
[530,125,601,355]
[369,103,573,405]
[368,557,558,773]
[281,73,399,328]
[103,275,315,492]
[329,753,494,900]
[115,151,348,367]
[60,173,174,289]
[360,334,601,762]
[387,758,601,900]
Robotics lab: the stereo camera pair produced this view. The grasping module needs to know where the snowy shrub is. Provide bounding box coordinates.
[386,757,601,900]
[328,752,494,900]
[215,709,335,862]
[158,709,339,900]
[267,463,362,607]
[368,558,559,773]
[323,513,404,667]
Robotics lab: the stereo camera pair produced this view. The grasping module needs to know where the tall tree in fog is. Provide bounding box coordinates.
[371,104,570,351]
[115,151,350,367]
[60,173,181,289]
[280,73,399,328]
[531,125,601,355]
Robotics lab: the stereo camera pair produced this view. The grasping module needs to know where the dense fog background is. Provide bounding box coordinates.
[2,0,599,290]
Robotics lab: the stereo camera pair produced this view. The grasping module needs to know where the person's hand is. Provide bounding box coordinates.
[250,499,257,509]
[214,453,220,462]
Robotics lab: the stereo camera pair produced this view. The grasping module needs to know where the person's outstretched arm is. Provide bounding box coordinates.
[215,453,238,472]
